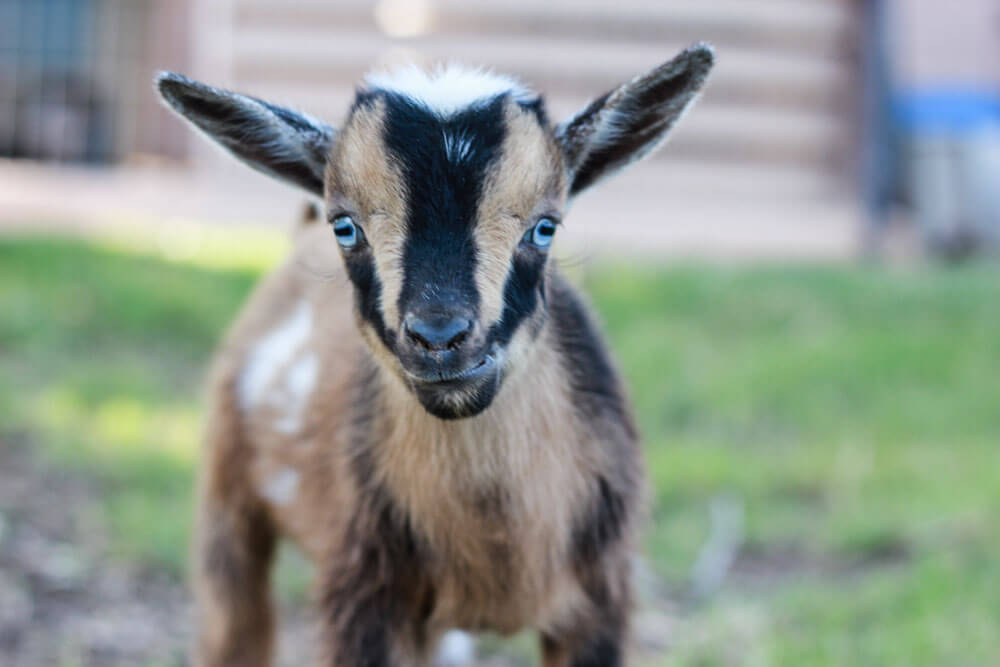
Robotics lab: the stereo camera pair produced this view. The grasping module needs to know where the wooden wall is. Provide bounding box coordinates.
[189,0,863,207]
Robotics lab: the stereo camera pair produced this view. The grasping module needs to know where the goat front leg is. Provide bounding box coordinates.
[317,505,431,666]
[541,614,628,667]
[541,555,632,667]
[194,404,278,667]
[195,499,277,666]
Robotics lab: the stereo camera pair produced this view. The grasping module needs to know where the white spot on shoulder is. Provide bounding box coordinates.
[364,63,537,117]
[434,630,476,666]
[261,467,300,506]
[238,301,313,410]
[271,352,318,434]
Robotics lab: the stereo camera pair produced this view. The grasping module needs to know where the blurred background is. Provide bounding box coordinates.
[1,1,998,665]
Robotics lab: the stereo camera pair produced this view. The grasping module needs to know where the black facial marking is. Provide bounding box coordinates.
[489,252,547,347]
[378,93,509,322]
[517,96,550,127]
[341,89,557,419]
[343,248,394,351]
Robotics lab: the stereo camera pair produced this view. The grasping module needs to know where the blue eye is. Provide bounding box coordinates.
[526,218,557,248]
[331,215,358,248]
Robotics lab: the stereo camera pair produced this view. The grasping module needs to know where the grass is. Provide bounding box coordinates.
[587,264,1000,665]
[1,234,999,665]
[0,236,267,568]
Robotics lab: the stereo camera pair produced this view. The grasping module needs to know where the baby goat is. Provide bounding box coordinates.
[156,44,713,667]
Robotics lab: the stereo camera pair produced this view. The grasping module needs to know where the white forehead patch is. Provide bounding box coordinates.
[364,63,537,117]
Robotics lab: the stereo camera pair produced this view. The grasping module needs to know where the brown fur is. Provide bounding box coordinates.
[194,221,641,666]
[326,99,410,335]
[157,45,718,666]
[193,100,642,667]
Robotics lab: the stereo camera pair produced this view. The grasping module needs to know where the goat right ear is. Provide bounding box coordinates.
[555,44,714,197]
[155,72,335,196]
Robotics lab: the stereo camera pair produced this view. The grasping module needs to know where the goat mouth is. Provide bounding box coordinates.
[405,353,497,387]
[404,349,506,419]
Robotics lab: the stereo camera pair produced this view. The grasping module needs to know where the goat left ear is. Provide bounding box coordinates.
[556,43,714,197]
[156,72,335,196]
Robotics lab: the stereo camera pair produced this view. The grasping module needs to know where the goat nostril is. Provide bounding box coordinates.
[404,321,429,349]
[403,315,473,352]
[447,327,470,351]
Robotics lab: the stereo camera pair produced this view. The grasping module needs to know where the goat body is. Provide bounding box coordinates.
[157,46,714,666]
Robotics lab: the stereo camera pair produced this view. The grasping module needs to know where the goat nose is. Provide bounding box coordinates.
[403,313,474,351]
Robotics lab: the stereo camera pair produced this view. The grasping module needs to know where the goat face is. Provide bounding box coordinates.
[324,78,567,419]
[156,45,715,419]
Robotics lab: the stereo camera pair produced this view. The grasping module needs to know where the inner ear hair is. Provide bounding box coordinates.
[155,72,335,196]
[556,42,715,196]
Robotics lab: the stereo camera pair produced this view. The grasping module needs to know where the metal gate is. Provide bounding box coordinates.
[0,0,190,164]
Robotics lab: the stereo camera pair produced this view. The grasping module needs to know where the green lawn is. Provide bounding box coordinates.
[1,235,998,665]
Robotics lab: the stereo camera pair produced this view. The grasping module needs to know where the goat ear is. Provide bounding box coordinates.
[155,72,335,196]
[555,43,714,197]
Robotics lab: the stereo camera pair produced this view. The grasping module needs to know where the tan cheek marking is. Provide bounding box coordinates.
[474,216,523,327]
[368,214,407,331]
[474,104,568,325]
[327,100,409,332]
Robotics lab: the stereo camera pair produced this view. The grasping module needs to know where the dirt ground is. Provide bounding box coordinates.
[0,436,319,667]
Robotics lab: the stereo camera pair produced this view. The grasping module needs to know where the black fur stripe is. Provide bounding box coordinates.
[488,253,547,346]
[548,275,636,442]
[548,275,639,564]
[378,92,510,320]
[343,250,394,351]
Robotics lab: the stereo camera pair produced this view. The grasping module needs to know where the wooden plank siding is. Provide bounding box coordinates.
[175,0,864,256]
[193,0,863,207]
